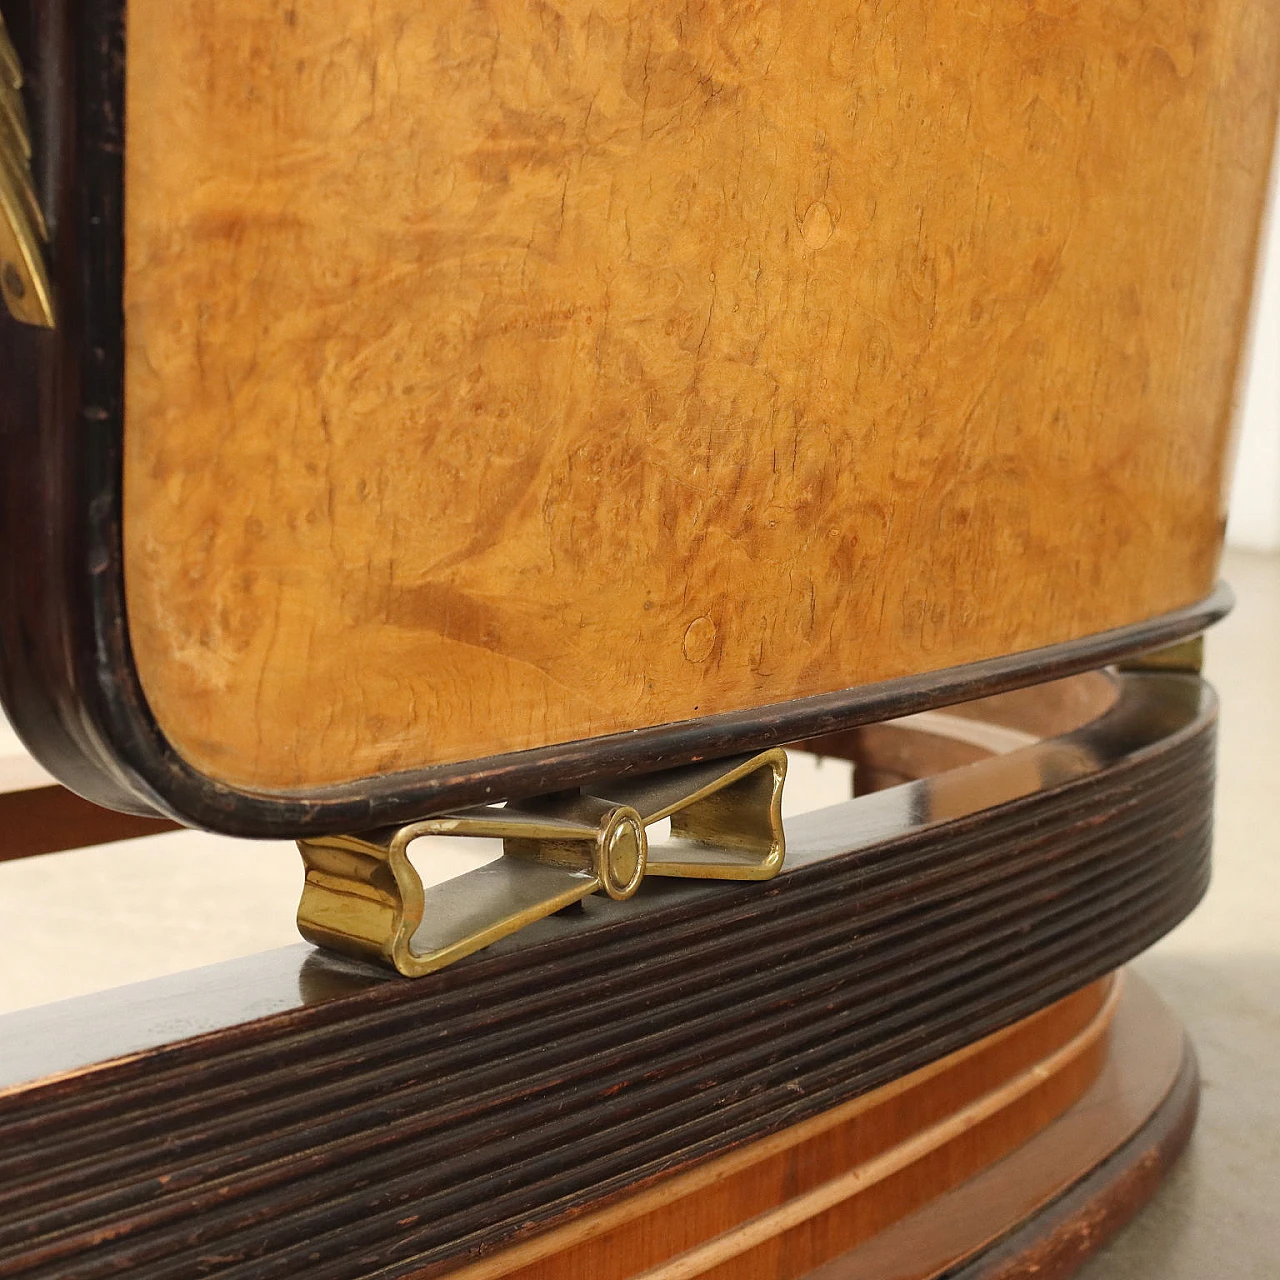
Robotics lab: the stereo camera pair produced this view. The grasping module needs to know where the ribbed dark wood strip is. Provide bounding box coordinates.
[0,880,1177,1280]
[0,744,1195,1215]
[0,724,1203,1213]
[7,881,1209,1280]
[0,699,1212,1280]
[199,850,1211,1280]
[382,934,1200,1280]
[0,822,1198,1267]
[136,862,1208,1280]
[0,844,1172,1233]
[0,670,1199,1136]
[0,747,1208,1187]
[0,696,1201,1150]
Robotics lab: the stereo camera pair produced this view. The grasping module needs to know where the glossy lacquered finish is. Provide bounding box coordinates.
[0,0,1269,835]
[0,671,1215,1278]
[120,0,1277,795]
[808,974,1197,1280]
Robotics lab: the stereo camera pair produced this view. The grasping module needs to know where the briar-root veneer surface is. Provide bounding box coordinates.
[0,674,1214,1279]
[120,0,1280,792]
[0,2,1265,832]
[806,973,1194,1280]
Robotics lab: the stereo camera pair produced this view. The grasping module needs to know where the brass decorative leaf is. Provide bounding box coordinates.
[0,12,53,328]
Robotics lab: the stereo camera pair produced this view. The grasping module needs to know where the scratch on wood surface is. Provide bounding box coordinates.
[120,0,1280,788]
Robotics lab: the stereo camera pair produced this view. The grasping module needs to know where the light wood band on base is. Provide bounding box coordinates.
[461,972,1188,1280]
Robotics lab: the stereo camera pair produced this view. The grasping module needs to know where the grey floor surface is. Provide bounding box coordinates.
[0,552,1275,1273]
[1078,549,1280,1279]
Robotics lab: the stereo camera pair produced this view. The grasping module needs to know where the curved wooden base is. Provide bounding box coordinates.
[809,972,1195,1280]
[944,1049,1197,1280]
[0,672,1212,1280]
[461,971,1192,1280]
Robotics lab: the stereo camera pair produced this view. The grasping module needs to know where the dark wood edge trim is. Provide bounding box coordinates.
[944,1037,1200,1280]
[4,513,1236,840]
[87,586,1232,836]
[0,670,1215,1098]
[0,5,1235,838]
[0,0,146,817]
[0,736,1213,1279]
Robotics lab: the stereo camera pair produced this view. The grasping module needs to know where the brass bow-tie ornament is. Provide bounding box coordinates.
[1,13,54,328]
[297,750,787,976]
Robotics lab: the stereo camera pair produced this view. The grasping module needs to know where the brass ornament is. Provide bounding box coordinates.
[0,12,53,328]
[1117,635,1205,675]
[297,749,787,977]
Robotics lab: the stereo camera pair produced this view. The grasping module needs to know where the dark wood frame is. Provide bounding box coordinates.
[0,2,1233,837]
[0,670,1216,1278]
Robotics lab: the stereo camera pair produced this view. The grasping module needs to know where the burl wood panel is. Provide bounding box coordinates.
[123,0,1279,790]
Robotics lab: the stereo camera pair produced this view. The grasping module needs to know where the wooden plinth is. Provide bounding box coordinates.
[468,971,1190,1280]
[0,671,1212,1279]
[812,972,1196,1280]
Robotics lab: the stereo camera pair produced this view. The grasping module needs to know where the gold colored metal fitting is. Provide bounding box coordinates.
[297,749,787,977]
[1117,635,1204,675]
[1,12,54,328]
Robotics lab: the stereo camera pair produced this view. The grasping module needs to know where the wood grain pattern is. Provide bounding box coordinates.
[0,756,179,862]
[447,979,1116,1280]
[806,972,1194,1280]
[946,1053,1198,1280]
[121,0,1280,792]
[0,672,1214,1278]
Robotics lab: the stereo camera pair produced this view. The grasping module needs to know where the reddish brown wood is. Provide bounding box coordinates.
[806,976,1196,1280]
[461,981,1117,1280]
[0,672,1215,1279]
[0,756,178,861]
[370,971,1192,1279]
[949,1055,1198,1280]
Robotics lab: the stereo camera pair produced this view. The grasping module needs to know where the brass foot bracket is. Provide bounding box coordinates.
[297,750,787,976]
[1,15,55,328]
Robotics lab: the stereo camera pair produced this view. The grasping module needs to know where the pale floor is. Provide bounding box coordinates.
[0,552,1276,1274]
[0,734,858,1015]
[1078,549,1280,1280]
